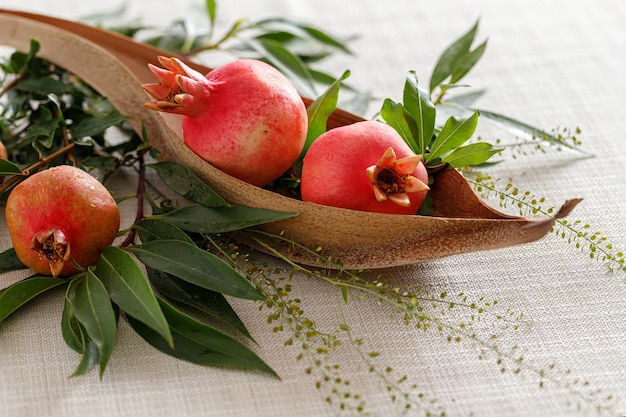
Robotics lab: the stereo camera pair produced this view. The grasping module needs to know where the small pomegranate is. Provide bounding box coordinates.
[142,57,308,187]
[301,121,430,215]
[5,165,120,277]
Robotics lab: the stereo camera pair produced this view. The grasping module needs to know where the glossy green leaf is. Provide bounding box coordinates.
[62,278,100,376]
[380,98,419,152]
[300,69,350,161]
[61,279,83,353]
[0,276,67,322]
[70,272,117,377]
[148,161,230,208]
[128,298,277,376]
[72,334,99,377]
[70,111,129,139]
[403,72,436,155]
[134,218,196,245]
[442,142,503,168]
[94,246,173,348]
[449,40,487,85]
[15,77,72,95]
[150,204,298,234]
[429,20,480,92]
[427,111,479,162]
[148,267,252,339]
[0,247,27,273]
[127,240,264,300]
[0,159,23,175]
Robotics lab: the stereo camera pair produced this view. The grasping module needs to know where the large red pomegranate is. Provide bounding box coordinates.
[5,165,120,277]
[301,121,430,215]
[142,57,308,187]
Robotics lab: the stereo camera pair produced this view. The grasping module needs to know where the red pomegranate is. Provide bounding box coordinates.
[5,165,120,277]
[300,121,429,215]
[0,140,7,160]
[142,57,308,187]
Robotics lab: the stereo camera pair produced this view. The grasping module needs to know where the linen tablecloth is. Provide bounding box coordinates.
[1,0,625,416]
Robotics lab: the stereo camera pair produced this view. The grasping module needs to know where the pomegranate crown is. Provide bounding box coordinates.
[365,147,429,207]
[142,56,211,116]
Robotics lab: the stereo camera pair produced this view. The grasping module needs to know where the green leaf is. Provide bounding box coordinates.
[429,20,480,93]
[128,298,277,376]
[134,218,196,244]
[249,38,317,96]
[0,276,67,322]
[449,40,487,85]
[427,111,479,162]
[403,72,436,154]
[70,272,117,377]
[14,77,72,95]
[205,0,216,27]
[442,142,503,168]
[72,334,100,377]
[151,204,298,234]
[0,160,23,175]
[94,246,173,348]
[298,24,352,54]
[127,240,264,300]
[379,98,419,152]
[299,70,350,161]
[148,161,230,208]
[5,38,40,74]
[256,17,351,54]
[70,111,129,139]
[147,267,252,339]
[0,247,27,273]
[61,279,83,353]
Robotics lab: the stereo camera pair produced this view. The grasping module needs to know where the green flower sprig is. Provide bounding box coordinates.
[232,229,617,416]
[464,169,626,272]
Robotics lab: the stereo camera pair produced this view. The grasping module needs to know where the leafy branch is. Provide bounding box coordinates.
[102,2,364,112]
[428,20,591,159]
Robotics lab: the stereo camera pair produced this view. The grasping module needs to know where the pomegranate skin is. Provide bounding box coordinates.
[5,165,120,277]
[143,57,308,187]
[301,121,429,215]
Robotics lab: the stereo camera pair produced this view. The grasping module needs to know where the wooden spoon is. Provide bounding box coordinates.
[0,10,581,269]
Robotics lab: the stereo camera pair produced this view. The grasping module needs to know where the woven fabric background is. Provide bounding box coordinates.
[0,1,624,416]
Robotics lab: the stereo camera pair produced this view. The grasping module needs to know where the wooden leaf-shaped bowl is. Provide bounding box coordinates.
[0,10,581,269]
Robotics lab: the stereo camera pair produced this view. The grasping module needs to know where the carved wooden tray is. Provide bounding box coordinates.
[0,10,580,269]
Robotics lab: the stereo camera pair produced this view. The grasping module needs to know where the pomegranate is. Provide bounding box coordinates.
[5,165,120,277]
[300,121,429,215]
[142,57,308,187]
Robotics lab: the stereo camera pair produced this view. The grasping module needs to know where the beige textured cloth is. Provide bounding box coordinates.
[0,0,625,416]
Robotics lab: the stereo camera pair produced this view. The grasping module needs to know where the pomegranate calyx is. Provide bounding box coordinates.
[30,228,71,278]
[142,56,210,116]
[365,147,430,207]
